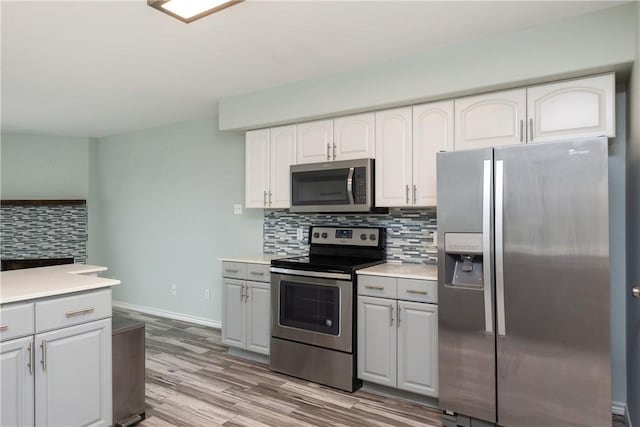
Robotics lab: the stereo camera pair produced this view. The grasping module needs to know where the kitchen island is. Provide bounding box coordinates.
[0,264,120,427]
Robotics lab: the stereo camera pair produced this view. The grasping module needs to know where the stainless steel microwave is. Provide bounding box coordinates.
[290,158,376,213]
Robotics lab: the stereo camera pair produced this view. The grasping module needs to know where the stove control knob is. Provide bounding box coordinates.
[313,232,320,238]
[369,234,377,241]
[321,232,328,239]
[360,233,367,240]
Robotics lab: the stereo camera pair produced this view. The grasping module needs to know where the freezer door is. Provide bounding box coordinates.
[494,138,611,427]
[437,148,496,423]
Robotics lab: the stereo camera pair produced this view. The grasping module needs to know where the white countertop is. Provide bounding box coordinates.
[0,264,120,304]
[357,263,438,281]
[218,254,283,265]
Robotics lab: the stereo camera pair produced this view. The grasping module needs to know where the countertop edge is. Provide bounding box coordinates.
[1,279,120,305]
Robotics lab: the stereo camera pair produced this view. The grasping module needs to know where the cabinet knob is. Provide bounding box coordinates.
[633,287,640,298]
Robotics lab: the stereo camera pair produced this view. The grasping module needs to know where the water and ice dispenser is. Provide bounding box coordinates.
[443,233,484,289]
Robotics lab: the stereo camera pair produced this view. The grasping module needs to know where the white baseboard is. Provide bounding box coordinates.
[612,401,632,426]
[112,300,221,329]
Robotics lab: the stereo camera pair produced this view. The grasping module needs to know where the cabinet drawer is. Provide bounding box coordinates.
[0,302,34,342]
[35,289,112,333]
[246,264,270,283]
[358,275,396,298]
[222,262,246,279]
[397,279,437,303]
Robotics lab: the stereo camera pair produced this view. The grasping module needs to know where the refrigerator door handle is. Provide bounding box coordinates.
[495,160,506,336]
[482,159,493,333]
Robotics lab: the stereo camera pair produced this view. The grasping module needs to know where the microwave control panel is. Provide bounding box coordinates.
[354,168,367,204]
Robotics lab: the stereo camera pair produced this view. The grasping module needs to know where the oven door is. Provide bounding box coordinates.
[271,272,353,353]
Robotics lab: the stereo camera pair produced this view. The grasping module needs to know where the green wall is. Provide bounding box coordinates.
[219,3,637,131]
[97,117,263,323]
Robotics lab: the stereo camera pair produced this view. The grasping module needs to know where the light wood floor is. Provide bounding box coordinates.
[114,308,443,427]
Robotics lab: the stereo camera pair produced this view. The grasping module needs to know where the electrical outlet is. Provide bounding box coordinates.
[233,204,242,215]
[171,284,177,295]
[204,288,210,300]
[296,228,304,241]
[432,231,438,246]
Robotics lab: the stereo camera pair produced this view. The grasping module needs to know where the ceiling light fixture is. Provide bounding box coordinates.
[148,0,243,23]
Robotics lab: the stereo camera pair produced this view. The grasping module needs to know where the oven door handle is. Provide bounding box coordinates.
[347,167,355,205]
[270,267,352,281]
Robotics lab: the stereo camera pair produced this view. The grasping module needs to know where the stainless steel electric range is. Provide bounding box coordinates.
[269,226,386,392]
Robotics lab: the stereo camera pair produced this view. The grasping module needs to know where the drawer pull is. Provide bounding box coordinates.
[0,325,8,331]
[250,271,265,276]
[407,289,428,295]
[225,269,239,274]
[365,285,385,290]
[65,307,95,318]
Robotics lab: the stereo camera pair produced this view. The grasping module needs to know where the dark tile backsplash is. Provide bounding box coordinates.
[1,205,88,263]
[264,208,437,264]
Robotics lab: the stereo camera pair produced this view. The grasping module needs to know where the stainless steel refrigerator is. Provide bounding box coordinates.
[437,138,611,427]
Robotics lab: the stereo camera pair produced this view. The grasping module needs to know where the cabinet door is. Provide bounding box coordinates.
[221,278,246,349]
[245,129,270,208]
[245,281,270,355]
[296,119,334,164]
[397,301,438,397]
[334,113,375,161]
[454,89,526,151]
[36,318,112,427]
[357,296,397,387]
[1,336,34,427]
[374,107,413,207]
[527,73,615,143]
[269,125,296,209]
[412,100,453,207]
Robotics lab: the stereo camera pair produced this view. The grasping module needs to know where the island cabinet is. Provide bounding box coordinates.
[221,261,270,355]
[357,274,438,398]
[0,289,112,427]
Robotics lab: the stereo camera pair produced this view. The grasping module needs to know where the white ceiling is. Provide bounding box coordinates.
[1,0,627,138]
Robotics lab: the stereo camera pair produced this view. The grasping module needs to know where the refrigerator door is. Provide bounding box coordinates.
[437,148,496,423]
[495,138,611,427]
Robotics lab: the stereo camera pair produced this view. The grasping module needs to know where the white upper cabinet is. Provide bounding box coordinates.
[245,129,270,208]
[245,126,295,209]
[269,125,296,208]
[375,107,413,207]
[296,119,334,164]
[297,114,374,164]
[526,73,615,143]
[334,113,375,161]
[412,101,453,207]
[454,89,526,151]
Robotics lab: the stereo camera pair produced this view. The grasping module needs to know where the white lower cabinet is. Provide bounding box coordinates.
[36,319,112,427]
[0,336,34,427]
[0,289,113,427]
[221,262,270,355]
[357,275,438,398]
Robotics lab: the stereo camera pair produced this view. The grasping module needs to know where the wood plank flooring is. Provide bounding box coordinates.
[114,308,443,427]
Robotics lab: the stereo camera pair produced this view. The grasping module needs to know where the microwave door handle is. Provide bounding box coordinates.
[347,167,355,205]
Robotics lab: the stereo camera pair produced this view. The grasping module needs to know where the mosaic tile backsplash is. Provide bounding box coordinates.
[264,208,437,264]
[1,205,88,263]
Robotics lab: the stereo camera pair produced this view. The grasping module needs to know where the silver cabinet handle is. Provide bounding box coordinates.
[65,307,95,318]
[519,119,524,142]
[365,285,384,290]
[27,340,33,375]
[495,160,506,336]
[397,305,402,325]
[327,143,331,160]
[413,185,417,204]
[268,191,272,206]
[225,269,238,274]
[529,118,534,142]
[407,289,428,295]
[240,284,244,301]
[389,305,394,326]
[250,271,264,276]
[245,286,250,301]
[332,142,337,160]
[482,159,494,334]
[405,185,409,204]
[633,287,640,298]
[0,325,8,332]
[40,340,46,371]
[263,191,267,206]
